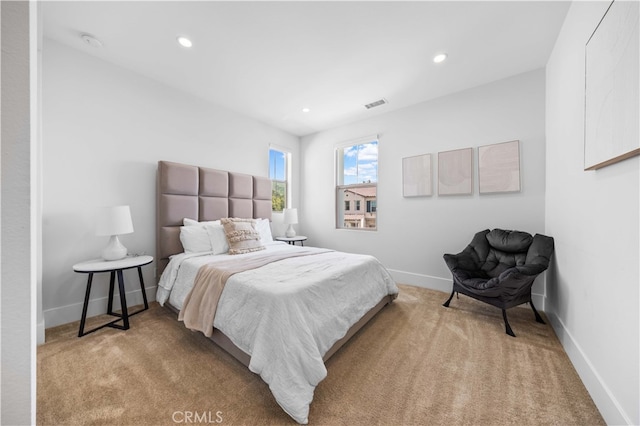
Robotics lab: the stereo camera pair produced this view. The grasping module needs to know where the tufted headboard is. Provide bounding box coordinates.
[156,160,272,278]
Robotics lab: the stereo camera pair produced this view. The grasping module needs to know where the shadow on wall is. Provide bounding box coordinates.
[544,247,560,313]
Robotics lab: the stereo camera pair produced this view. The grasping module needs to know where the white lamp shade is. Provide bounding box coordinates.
[283,208,298,238]
[96,205,134,236]
[283,208,298,225]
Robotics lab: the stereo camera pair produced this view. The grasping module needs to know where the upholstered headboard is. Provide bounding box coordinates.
[156,160,272,278]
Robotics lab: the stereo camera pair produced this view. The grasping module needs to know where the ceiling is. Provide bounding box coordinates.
[42,1,571,137]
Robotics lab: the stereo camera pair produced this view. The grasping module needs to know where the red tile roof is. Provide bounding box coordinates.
[344,187,377,197]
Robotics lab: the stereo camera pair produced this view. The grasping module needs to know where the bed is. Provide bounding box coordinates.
[156,160,398,424]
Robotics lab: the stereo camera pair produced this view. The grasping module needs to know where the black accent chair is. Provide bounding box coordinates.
[442,229,554,337]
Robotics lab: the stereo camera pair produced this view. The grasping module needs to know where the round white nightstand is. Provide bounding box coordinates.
[275,236,308,246]
[73,255,153,337]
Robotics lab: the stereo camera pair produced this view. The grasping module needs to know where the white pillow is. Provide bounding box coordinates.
[183,218,222,227]
[179,226,212,253]
[255,218,274,244]
[205,224,230,255]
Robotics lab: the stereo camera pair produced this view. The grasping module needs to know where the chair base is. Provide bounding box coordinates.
[442,288,456,307]
[443,285,545,337]
[502,309,515,337]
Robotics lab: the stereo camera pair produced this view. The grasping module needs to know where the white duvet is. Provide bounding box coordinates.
[157,242,398,424]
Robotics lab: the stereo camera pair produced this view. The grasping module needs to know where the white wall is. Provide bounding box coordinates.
[41,39,299,328]
[546,2,639,424]
[301,69,547,300]
[1,1,37,423]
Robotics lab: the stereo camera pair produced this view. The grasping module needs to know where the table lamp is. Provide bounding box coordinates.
[283,208,298,238]
[96,205,134,260]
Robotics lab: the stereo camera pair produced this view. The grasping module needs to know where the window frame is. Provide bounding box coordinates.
[269,146,291,212]
[334,135,378,231]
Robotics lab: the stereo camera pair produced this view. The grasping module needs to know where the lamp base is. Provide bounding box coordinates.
[102,235,128,261]
[285,225,296,238]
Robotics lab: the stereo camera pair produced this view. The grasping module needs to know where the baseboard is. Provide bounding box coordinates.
[546,310,631,425]
[388,269,546,311]
[387,269,451,293]
[530,292,544,311]
[43,286,157,331]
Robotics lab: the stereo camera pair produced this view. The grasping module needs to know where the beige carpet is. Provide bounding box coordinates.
[37,285,604,425]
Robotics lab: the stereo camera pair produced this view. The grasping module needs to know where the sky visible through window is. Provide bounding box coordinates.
[343,141,378,185]
[269,149,286,180]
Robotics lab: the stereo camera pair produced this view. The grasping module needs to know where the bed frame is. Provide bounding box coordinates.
[156,160,394,367]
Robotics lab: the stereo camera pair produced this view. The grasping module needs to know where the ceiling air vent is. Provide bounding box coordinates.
[364,98,388,109]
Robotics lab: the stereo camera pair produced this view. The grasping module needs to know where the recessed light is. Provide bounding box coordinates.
[302,108,310,113]
[177,36,193,48]
[433,53,448,63]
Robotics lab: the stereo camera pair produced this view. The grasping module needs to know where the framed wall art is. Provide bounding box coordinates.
[438,147,473,195]
[478,140,521,194]
[402,154,432,197]
[584,0,639,170]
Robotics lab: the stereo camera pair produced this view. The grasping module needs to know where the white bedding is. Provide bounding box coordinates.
[157,242,398,424]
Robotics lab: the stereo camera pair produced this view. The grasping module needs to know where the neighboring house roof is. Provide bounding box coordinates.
[344,187,377,197]
[344,214,376,220]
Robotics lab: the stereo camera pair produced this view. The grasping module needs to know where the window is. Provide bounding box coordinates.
[336,137,378,230]
[269,148,289,212]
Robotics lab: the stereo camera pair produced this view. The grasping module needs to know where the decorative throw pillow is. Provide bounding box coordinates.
[221,218,265,255]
